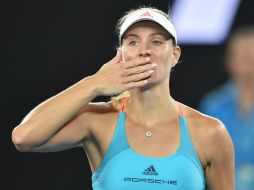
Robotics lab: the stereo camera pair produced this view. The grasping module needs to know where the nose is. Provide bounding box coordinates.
[139,49,151,57]
[138,40,151,57]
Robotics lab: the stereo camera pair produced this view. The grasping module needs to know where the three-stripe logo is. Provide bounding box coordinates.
[142,165,159,176]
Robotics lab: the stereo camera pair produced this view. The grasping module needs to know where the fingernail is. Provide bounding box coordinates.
[149,70,154,73]
[151,63,157,67]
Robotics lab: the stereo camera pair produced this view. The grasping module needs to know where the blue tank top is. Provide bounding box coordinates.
[92,111,205,190]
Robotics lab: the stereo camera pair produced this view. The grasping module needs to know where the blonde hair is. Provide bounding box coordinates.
[110,91,130,111]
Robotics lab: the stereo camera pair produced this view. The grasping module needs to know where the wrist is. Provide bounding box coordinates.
[81,75,103,97]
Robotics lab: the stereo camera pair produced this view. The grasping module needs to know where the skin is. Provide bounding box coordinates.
[12,21,235,189]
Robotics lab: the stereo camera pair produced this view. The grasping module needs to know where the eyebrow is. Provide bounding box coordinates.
[150,32,167,37]
[123,34,139,39]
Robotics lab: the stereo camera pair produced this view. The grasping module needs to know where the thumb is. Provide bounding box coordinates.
[115,49,123,63]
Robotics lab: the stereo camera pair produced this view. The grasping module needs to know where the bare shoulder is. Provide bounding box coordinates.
[181,103,228,138]
[77,100,121,136]
[78,100,119,124]
[180,103,234,165]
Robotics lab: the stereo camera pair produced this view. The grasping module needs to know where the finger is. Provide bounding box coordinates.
[123,56,151,69]
[110,50,122,65]
[116,49,122,63]
[122,63,156,76]
[126,80,149,89]
[123,70,154,83]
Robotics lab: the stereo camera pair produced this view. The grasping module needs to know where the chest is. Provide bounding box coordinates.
[92,149,205,190]
[125,119,180,157]
[89,113,207,172]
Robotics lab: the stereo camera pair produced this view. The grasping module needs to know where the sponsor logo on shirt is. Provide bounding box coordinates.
[123,165,177,185]
[124,178,177,185]
[142,165,158,176]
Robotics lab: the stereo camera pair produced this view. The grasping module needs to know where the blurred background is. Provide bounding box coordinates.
[1,0,254,189]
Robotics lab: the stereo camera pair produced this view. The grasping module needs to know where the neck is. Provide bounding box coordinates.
[125,82,178,126]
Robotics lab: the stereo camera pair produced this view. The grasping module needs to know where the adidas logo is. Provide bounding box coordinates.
[142,165,158,176]
[140,11,153,18]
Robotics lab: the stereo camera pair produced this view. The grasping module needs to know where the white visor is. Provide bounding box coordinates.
[119,8,177,44]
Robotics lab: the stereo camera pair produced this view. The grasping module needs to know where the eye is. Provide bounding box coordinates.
[152,40,162,46]
[128,40,138,46]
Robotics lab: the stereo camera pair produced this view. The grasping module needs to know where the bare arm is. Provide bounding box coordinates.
[205,122,235,190]
[11,76,98,152]
[12,50,154,152]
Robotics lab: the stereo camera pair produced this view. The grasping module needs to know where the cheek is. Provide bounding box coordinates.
[157,49,173,67]
[155,56,172,77]
[121,46,139,62]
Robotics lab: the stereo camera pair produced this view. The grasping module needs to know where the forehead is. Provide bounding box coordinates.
[123,21,170,38]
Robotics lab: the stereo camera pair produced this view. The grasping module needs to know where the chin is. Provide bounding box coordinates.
[140,78,161,91]
[147,74,169,87]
